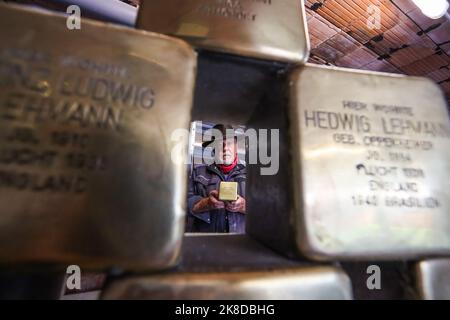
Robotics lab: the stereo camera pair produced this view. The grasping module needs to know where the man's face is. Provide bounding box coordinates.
[217,138,236,165]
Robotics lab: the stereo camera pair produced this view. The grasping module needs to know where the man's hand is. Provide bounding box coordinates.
[208,190,225,209]
[192,190,225,213]
[225,196,246,214]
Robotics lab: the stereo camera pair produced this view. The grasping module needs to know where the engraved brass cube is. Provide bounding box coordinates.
[219,181,238,201]
[415,259,450,300]
[0,4,197,270]
[136,0,310,64]
[247,64,450,260]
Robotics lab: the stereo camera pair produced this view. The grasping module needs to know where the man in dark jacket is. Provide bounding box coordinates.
[187,124,246,233]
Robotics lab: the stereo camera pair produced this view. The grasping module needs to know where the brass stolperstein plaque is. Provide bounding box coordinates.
[248,64,450,260]
[102,268,352,300]
[415,259,450,300]
[0,4,197,270]
[136,0,310,64]
[219,181,238,201]
[102,235,353,299]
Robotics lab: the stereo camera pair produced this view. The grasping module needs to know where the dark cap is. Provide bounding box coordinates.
[202,124,238,148]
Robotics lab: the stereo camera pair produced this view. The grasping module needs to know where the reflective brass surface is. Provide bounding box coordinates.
[416,259,450,300]
[102,235,353,299]
[290,65,450,260]
[0,4,197,270]
[136,0,309,64]
[341,262,416,300]
[219,181,238,201]
[102,268,352,300]
[247,64,450,260]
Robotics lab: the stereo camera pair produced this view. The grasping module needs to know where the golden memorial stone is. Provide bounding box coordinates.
[136,0,310,64]
[0,3,197,271]
[415,259,450,299]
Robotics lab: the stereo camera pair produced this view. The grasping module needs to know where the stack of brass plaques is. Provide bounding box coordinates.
[0,4,196,271]
[102,235,353,299]
[136,0,310,64]
[415,259,450,299]
[190,51,287,125]
[247,64,450,261]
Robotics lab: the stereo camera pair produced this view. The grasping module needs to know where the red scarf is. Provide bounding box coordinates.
[218,152,238,174]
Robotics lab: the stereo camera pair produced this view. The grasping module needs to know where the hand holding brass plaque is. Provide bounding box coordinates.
[218,181,238,202]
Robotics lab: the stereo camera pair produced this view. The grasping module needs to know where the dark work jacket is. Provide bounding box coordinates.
[187,164,246,234]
